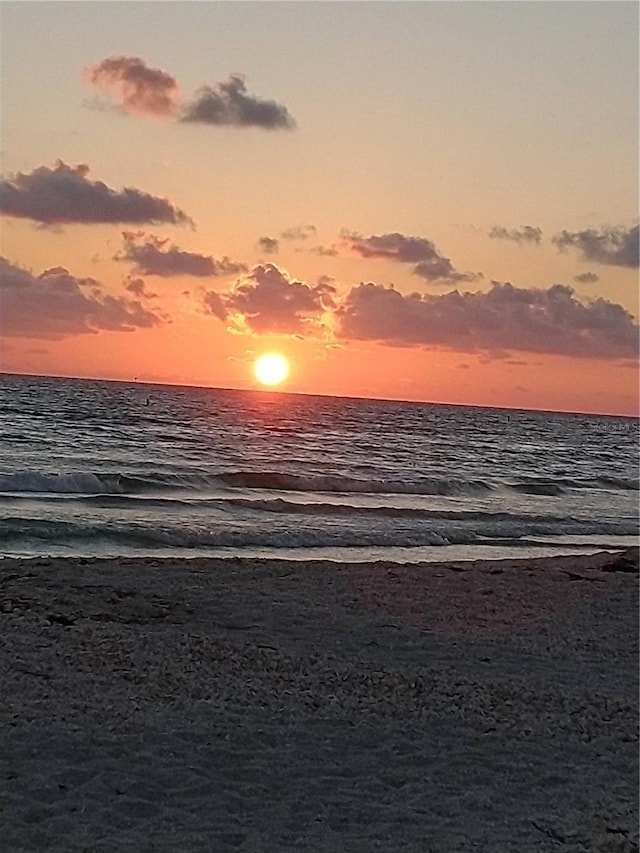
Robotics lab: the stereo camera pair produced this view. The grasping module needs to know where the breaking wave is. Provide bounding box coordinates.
[0,469,493,497]
[1,468,638,499]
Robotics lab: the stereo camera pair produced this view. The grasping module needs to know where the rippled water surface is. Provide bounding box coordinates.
[0,373,637,561]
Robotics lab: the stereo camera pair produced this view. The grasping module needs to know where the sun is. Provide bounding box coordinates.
[254,352,290,386]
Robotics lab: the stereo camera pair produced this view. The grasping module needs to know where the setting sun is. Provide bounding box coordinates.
[254,353,290,386]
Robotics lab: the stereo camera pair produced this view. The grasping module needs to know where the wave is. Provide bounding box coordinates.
[0,516,453,549]
[217,471,493,496]
[0,470,230,495]
[0,472,127,494]
[1,497,636,552]
[2,492,636,538]
[507,475,639,494]
[0,469,493,497]
[0,468,637,499]
[594,476,639,492]
[224,497,574,525]
[507,482,565,497]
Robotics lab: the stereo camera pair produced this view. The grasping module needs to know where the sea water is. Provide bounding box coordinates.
[0,373,637,562]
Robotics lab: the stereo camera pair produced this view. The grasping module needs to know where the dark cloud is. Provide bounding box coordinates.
[342,230,440,263]
[257,236,279,254]
[0,257,162,339]
[84,57,296,131]
[488,225,543,245]
[0,161,192,227]
[573,271,600,284]
[124,277,147,297]
[181,75,295,130]
[84,56,180,118]
[340,230,480,283]
[552,225,639,268]
[124,276,157,299]
[413,261,479,284]
[203,263,335,335]
[280,225,317,241]
[310,245,338,257]
[115,231,246,277]
[334,281,638,361]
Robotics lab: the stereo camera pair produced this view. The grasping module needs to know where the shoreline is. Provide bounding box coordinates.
[2,539,637,568]
[1,543,637,571]
[1,548,637,851]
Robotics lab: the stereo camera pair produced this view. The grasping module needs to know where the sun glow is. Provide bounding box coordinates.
[254,352,290,386]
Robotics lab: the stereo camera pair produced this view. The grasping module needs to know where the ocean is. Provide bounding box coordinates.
[0,373,637,562]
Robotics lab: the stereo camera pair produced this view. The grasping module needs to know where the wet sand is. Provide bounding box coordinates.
[0,549,637,852]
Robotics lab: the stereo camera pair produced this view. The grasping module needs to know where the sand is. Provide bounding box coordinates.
[0,548,637,852]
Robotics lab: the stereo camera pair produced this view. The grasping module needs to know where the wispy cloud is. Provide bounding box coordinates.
[85,56,295,130]
[0,257,162,339]
[573,271,600,284]
[552,224,639,268]
[83,56,180,118]
[257,236,279,254]
[488,225,543,245]
[203,263,335,335]
[309,245,338,257]
[334,281,638,360]
[280,224,317,241]
[0,162,192,227]
[340,230,480,283]
[114,231,246,277]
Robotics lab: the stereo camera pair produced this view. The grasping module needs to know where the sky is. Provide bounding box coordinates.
[1,0,638,415]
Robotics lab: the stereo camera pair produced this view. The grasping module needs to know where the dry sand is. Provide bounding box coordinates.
[0,548,638,852]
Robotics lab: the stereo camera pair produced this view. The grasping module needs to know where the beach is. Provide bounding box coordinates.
[0,549,637,852]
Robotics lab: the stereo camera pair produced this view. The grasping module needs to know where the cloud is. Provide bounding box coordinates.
[0,161,192,226]
[257,236,279,254]
[573,271,600,284]
[85,57,296,131]
[280,224,317,241]
[181,74,295,129]
[0,257,162,339]
[203,263,335,335]
[340,230,480,283]
[203,290,227,322]
[124,276,157,299]
[309,245,338,257]
[334,280,638,361]
[84,56,180,118]
[114,231,246,277]
[552,225,639,268]
[488,225,543,245]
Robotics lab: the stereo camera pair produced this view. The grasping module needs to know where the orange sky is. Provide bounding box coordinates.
[1,2,638,415]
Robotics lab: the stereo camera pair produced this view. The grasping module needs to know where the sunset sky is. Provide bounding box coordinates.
[1,1,638,415]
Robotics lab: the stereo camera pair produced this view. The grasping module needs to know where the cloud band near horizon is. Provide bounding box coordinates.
[335,281,638,360]
[204,263,335,335]
[202,263,638,361]
[1,257,162,339]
